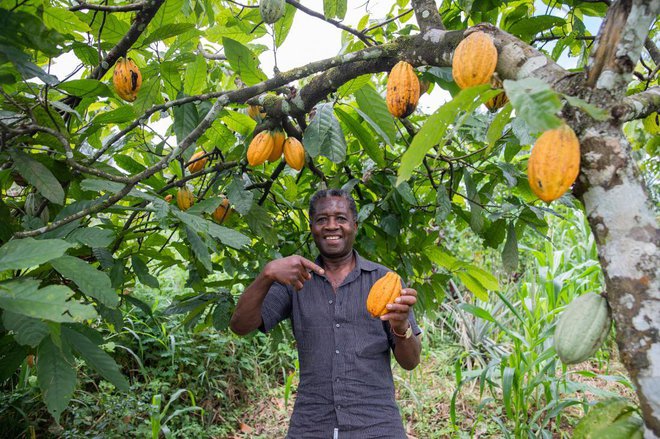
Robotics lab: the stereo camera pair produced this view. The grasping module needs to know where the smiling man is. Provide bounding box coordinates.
[229,188,422,438]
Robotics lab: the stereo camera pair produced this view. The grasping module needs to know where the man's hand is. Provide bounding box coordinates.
[263,255,325,290]
[380,287,417,334]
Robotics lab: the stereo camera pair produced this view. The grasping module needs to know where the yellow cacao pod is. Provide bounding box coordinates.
[187,150,208,173]
[247,130,274,166]
[247,104,266,121]
[527,124,581,203]
[452,31,498,89]
[283,137,305,171]
[164,194,173,203]
[113,57,142,102]
[212,197,232,224]
[176,187,195,211]
[485,76,508,112]
[268,130,286,162]
[366,272,402,318]
[386,61,420,119]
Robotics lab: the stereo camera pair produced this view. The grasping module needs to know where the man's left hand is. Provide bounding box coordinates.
[380,287,417,334]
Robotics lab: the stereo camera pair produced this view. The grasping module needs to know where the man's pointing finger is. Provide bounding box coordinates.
[301,258,324,275]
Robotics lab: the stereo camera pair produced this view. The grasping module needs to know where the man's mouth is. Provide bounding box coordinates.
[324,235,341,241]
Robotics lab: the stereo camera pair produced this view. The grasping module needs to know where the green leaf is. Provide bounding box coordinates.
[205,120,236,150]
[503,78,562,134]
[397,85,491,185]
[335,106,384,167]
[92,105,136,124]
[2,310,49,347]
[183,55,207,96]
[502,223,519,273]
[355,85,397,145]
[0,280,97,322]
[0,44,58,85]
[425,246,460,271]
[465,265,499,291]
[174,211,250,249]
[226,178,254,216]
[0,238,73,271]
[142,23,197,47]
[563,95,609,121]
[173,100,200,144]
[507,16,565,40]
[10,151,65,205]
[337,75,372,98]
[222,37,267,86]
[212,293,234,331]
[0,335,29,381]
[457,303,495,322]
[221,110,256,136]
[43,6,91,33]
[274,4,296,47]
[59,79,113,99]
[435,185,452,224]
[486,103,513,148]
[51,256,118,308]
[61,327,129,391]
[457,271,488,301]
[184,225,212,272]
[131,255,159,289]
[463,171,484,234]
[303,103,347,163]
[113,155,146,174]
[37,336,76,422]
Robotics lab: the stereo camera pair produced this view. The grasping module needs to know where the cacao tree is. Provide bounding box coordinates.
[0,0,658,435]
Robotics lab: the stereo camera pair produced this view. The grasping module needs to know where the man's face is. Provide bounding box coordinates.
[310,196,357,259]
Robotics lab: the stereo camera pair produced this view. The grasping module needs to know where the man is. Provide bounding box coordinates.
[229,189,422,438]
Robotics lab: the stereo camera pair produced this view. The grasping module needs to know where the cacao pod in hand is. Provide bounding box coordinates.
[366,272,402,318]
[268,129,286,162]
[386,61,420,119]
[187,150,208,173]
[527,124,580,203]
[283,137,305,171]
[212,196,232,224]
[554,292,612,365]
[452,31,498,89]
[176,187,195,211]
[113,57,142,102]
[247,130,275,166]
[260,0,285,24]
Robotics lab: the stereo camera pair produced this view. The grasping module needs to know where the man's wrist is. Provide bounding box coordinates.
[391,322,412,339]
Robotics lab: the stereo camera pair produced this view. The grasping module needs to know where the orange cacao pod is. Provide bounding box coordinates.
[485,76,508,112]
[452,31,498,89]
[164,194,173,202]
[187,150,208,173]
[386,61,420,119]
[113,57,142,102]
[366,272,402,318]
[176,187,195,211]
[527,124,580,203]
[247,130,274,166]
[268,130,286,162]
[212,197,232,224]
[247,104,266,121]
[283,137,305,171]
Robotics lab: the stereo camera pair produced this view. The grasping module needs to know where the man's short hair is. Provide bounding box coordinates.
[309,189,358,222]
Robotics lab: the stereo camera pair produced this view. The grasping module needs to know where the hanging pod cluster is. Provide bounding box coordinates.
[527,124,581,202]
[113,57,142,102]
[366,272,402,318]
[386,61,420,119]
[247,129,306,171]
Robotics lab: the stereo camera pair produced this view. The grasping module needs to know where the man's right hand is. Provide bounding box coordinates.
[263,256,325,290]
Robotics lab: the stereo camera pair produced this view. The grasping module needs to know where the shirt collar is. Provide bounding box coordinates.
[314,250,379,273]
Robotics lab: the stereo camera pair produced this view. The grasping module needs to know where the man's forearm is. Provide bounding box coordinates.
[393,334,422,370]
[229,271,274,335]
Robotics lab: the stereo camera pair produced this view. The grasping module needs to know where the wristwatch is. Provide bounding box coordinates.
[391,323,413,339]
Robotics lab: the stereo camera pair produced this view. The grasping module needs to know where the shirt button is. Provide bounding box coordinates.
[329,300,333,304]
[335,323,340,328]
[336,405,341,409]
[335,349,339,354]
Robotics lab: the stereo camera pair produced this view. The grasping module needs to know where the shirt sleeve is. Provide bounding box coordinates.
[259,282,292,333]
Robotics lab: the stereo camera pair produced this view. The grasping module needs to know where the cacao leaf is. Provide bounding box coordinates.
[335,106,384,167]
[0,335,29,380]
[43,6,91,33]
[184,225,212,272]
[355,85,396,145]
[503,78,562,134]
[502,223,519,273]
[303,103,347,163]
[0,237,73,271]
[212,293,234,331]
[226,178,254,215]
[92,105,136,124]
[274,4,296,47]
[59,79,113,99]
[457,271,488,301]
[51,255,118,308]
[222,37,267,86]
[37,336,76,422]
[2,310,49,347]
[435,185,452,224]
[131,255,159,289]
[183,55,207,96]
[10,151,65,205]
[142,23,197,47]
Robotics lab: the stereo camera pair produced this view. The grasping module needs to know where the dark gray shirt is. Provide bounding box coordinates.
[260,252,421,439]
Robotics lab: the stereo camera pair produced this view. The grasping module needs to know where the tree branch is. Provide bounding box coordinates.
[69,1,146,12]
[611,86,660,121]
[410,0,444,32]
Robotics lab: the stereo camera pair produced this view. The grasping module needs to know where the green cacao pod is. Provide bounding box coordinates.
[452,31,498,89]
[259,0,285,24]
[112,57,142,102]
[527,124,581,203]
[554,292,612,365]
[573,398,643,439]
[366,272,402,318]
[386,61,420,119]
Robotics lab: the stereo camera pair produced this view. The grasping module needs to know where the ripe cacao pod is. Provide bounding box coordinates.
[485,75,508,112]
[554,292,612,365]
[164,194,173,203]
[366,272,402,318]
[642,112,660,135]
[283,137,305,171]
[113,57,142,102]
[247,130,275,166]
[452,31,498,89]
[269,129,286,162]
[212,197,232,224]
[386,61,420,119]
[259,0,285,24]
[247,104,266,121]
[187,150,208,173]
[176,187,195,211]
[573,397,643,439]
[527,124,581,203]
